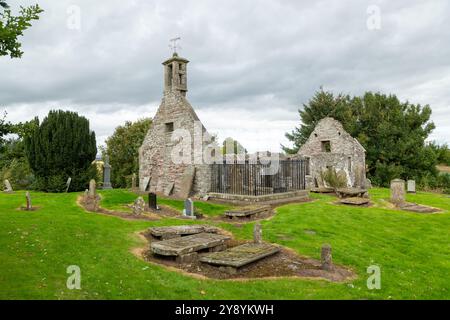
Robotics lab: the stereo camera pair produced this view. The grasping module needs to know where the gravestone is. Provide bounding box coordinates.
[148,192,157,210]
[133,197,146,215]
[366,178,372,189]
[407,180,416,193]
[65,177,72,193]
[131,173,137,191]
[89,179,96,197]
[253,223,262,244]
[390,179,405,205]
[84,189,89,202]
[321,244,333,271]
[164,182,174,196]
[4,179,13,193]
[25,192,32,210]
[141,176,150,192]
[178,167,196,199]
[184,198,194,217]
[103,156,113,189]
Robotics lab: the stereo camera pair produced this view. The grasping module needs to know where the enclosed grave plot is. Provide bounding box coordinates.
[224,205,272,221]
[199,243,281,274]
[149,225,220,240]
[150,232,231,264]
[139,229,356,281]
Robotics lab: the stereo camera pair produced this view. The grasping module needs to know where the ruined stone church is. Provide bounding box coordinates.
[297,117,367,189]
[139,53,215,197]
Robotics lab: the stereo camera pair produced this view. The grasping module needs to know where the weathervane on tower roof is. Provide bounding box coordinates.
[169,37,181,55]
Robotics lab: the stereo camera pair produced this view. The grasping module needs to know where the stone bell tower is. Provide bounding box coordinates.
[163,53,189,96]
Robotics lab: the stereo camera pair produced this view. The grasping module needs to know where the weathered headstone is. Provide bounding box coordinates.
[84,189,89,201]
[366,178,372,189]
[141,176,150,192]
[25,192,32,210]
[407,180,416,193]
[131,173,137,191]
[89,179,96,197]
[164,182,174,196]
[4,179,13,193]
[103,156,113,189]
[184,198,194,216]
[148,192,157,210]
[390,179,405,205]
[178,167,195,199]
[321,244,333,271]
[65,177,72,193]
[133,197,146,215]
[253,223,262,244]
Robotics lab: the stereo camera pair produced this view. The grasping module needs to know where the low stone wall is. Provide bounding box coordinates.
[208,190,309,203]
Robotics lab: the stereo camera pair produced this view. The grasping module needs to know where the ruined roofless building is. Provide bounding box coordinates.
[297,117,366,189]
[139,53,216,197]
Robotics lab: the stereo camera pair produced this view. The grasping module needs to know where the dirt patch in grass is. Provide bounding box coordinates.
[134,230,356,282]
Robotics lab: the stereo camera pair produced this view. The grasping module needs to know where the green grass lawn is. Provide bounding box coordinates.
[98,189,234,217]
[0,188,449,299]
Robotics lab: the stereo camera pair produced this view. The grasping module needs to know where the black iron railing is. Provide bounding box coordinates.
[210,160,306,195]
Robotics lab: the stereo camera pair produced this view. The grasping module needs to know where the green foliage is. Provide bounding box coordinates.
[428,142,450,166]
[320,167,347,189]
[0,138,34,189]
[284,89,439,187]
[0,110,12,143]
[222,137,247,155]
[104,118,152,188]
[24,110,97,192]
[0,4,43,58]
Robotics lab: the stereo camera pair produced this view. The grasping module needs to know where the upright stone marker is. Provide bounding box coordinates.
[103,156,113,189]
[4,179,13,193]
[141,176,150,192]
[407,180,416,193]
[321,244,333,271]
[65,177,72,193]
[148,192,157,210]
[131,173,137,191]
[390,179,405,205]
[89,179,96,197]
[178,167,196,199]
[184,198,194,216]
[133,197,145,215]
[25,192,32,210]
[253,223,262,244]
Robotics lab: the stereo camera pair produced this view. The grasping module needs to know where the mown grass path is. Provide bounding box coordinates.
[0,188,448,299]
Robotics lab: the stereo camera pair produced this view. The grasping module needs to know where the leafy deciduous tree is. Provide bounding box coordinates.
[104,118,152,188]
[0,2,44,58]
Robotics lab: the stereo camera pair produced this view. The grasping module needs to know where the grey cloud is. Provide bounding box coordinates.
[1,0,449,151]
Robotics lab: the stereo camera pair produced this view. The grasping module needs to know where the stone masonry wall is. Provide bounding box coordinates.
[297,117,366,188]
[139,90,214,196]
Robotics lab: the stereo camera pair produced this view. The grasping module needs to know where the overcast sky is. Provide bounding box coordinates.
[1,0,449,152]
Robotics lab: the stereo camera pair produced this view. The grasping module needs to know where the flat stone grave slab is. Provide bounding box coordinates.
[151,232,231,257]
[311,187,335,193]
[399,202,440,214]
[225,205,271,219]
[336,188,367,198]
[149,225,219,239]
[200,243,281,269]
[340,197,370,206]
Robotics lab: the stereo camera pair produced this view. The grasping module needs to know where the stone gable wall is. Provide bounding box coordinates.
[297,117,366,188]
[139,90,213,196]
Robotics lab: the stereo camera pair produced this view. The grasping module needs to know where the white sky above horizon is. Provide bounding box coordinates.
[1,0,449,153]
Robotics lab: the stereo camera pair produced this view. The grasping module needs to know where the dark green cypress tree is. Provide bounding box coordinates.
[24,110,97,192]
